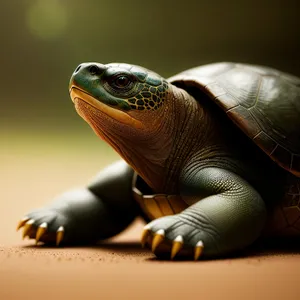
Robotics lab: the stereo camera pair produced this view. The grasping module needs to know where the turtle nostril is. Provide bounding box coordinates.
[75,65,82,73]
[89,65,100,75]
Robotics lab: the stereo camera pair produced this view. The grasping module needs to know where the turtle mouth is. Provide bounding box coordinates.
[69,86,144,129]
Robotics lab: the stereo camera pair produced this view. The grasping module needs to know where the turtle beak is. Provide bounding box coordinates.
[69,63,144,129]
[69,63,83,93]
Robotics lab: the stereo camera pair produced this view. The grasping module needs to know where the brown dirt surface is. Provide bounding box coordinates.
[1,132,300,300]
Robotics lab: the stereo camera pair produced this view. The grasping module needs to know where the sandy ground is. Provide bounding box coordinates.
[1,132,300,300]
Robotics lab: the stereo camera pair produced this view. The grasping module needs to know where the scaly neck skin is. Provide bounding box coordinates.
[157,86,208,193]
[75,84,214,194]
[116,85,216,194]
[122,85,207,194]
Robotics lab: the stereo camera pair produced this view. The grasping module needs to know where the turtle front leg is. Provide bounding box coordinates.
[17,161,138,246]
[142,167,267,260]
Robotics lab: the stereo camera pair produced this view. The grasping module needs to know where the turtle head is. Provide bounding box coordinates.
[69,62,182,192]
[69,62,169,130]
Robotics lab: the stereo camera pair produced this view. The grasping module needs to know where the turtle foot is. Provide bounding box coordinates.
[17,209,67,246]
[141,215,205,261]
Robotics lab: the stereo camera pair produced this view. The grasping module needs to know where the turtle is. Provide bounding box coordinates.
[17,62,300,260]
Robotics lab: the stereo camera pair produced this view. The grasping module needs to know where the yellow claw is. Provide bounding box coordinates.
[22,219,34,239]
[194,241,204,261]
[171,235,184,260]
[35,223,47,245]
[56,226,64,246]
[151,229,165,252]
[141,225,151,248]
[16,216,30,231]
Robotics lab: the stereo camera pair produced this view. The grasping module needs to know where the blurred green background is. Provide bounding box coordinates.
[1,0,300,154]
[0,0,299,229]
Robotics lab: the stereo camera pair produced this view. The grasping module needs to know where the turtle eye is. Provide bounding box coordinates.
[113,75,131,88]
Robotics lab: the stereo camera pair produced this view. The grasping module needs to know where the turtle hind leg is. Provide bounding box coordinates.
[141,167,267,260]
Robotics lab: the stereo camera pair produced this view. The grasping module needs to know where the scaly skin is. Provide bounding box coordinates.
[17,62,293,260]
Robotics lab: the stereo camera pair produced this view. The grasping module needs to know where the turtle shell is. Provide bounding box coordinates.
[169,62,300,177]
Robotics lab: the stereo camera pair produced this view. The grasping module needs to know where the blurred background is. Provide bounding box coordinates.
[1,0,300,135]
[0,0,300,230]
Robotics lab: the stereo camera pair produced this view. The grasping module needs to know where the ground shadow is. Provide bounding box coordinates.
[21,237,300,261]
[145,237,300,262]
[247,237,300,256]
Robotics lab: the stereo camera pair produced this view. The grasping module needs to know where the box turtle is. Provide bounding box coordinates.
[17,62,300,260]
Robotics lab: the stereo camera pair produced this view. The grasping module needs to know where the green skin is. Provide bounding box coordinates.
[21,62,290,259]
